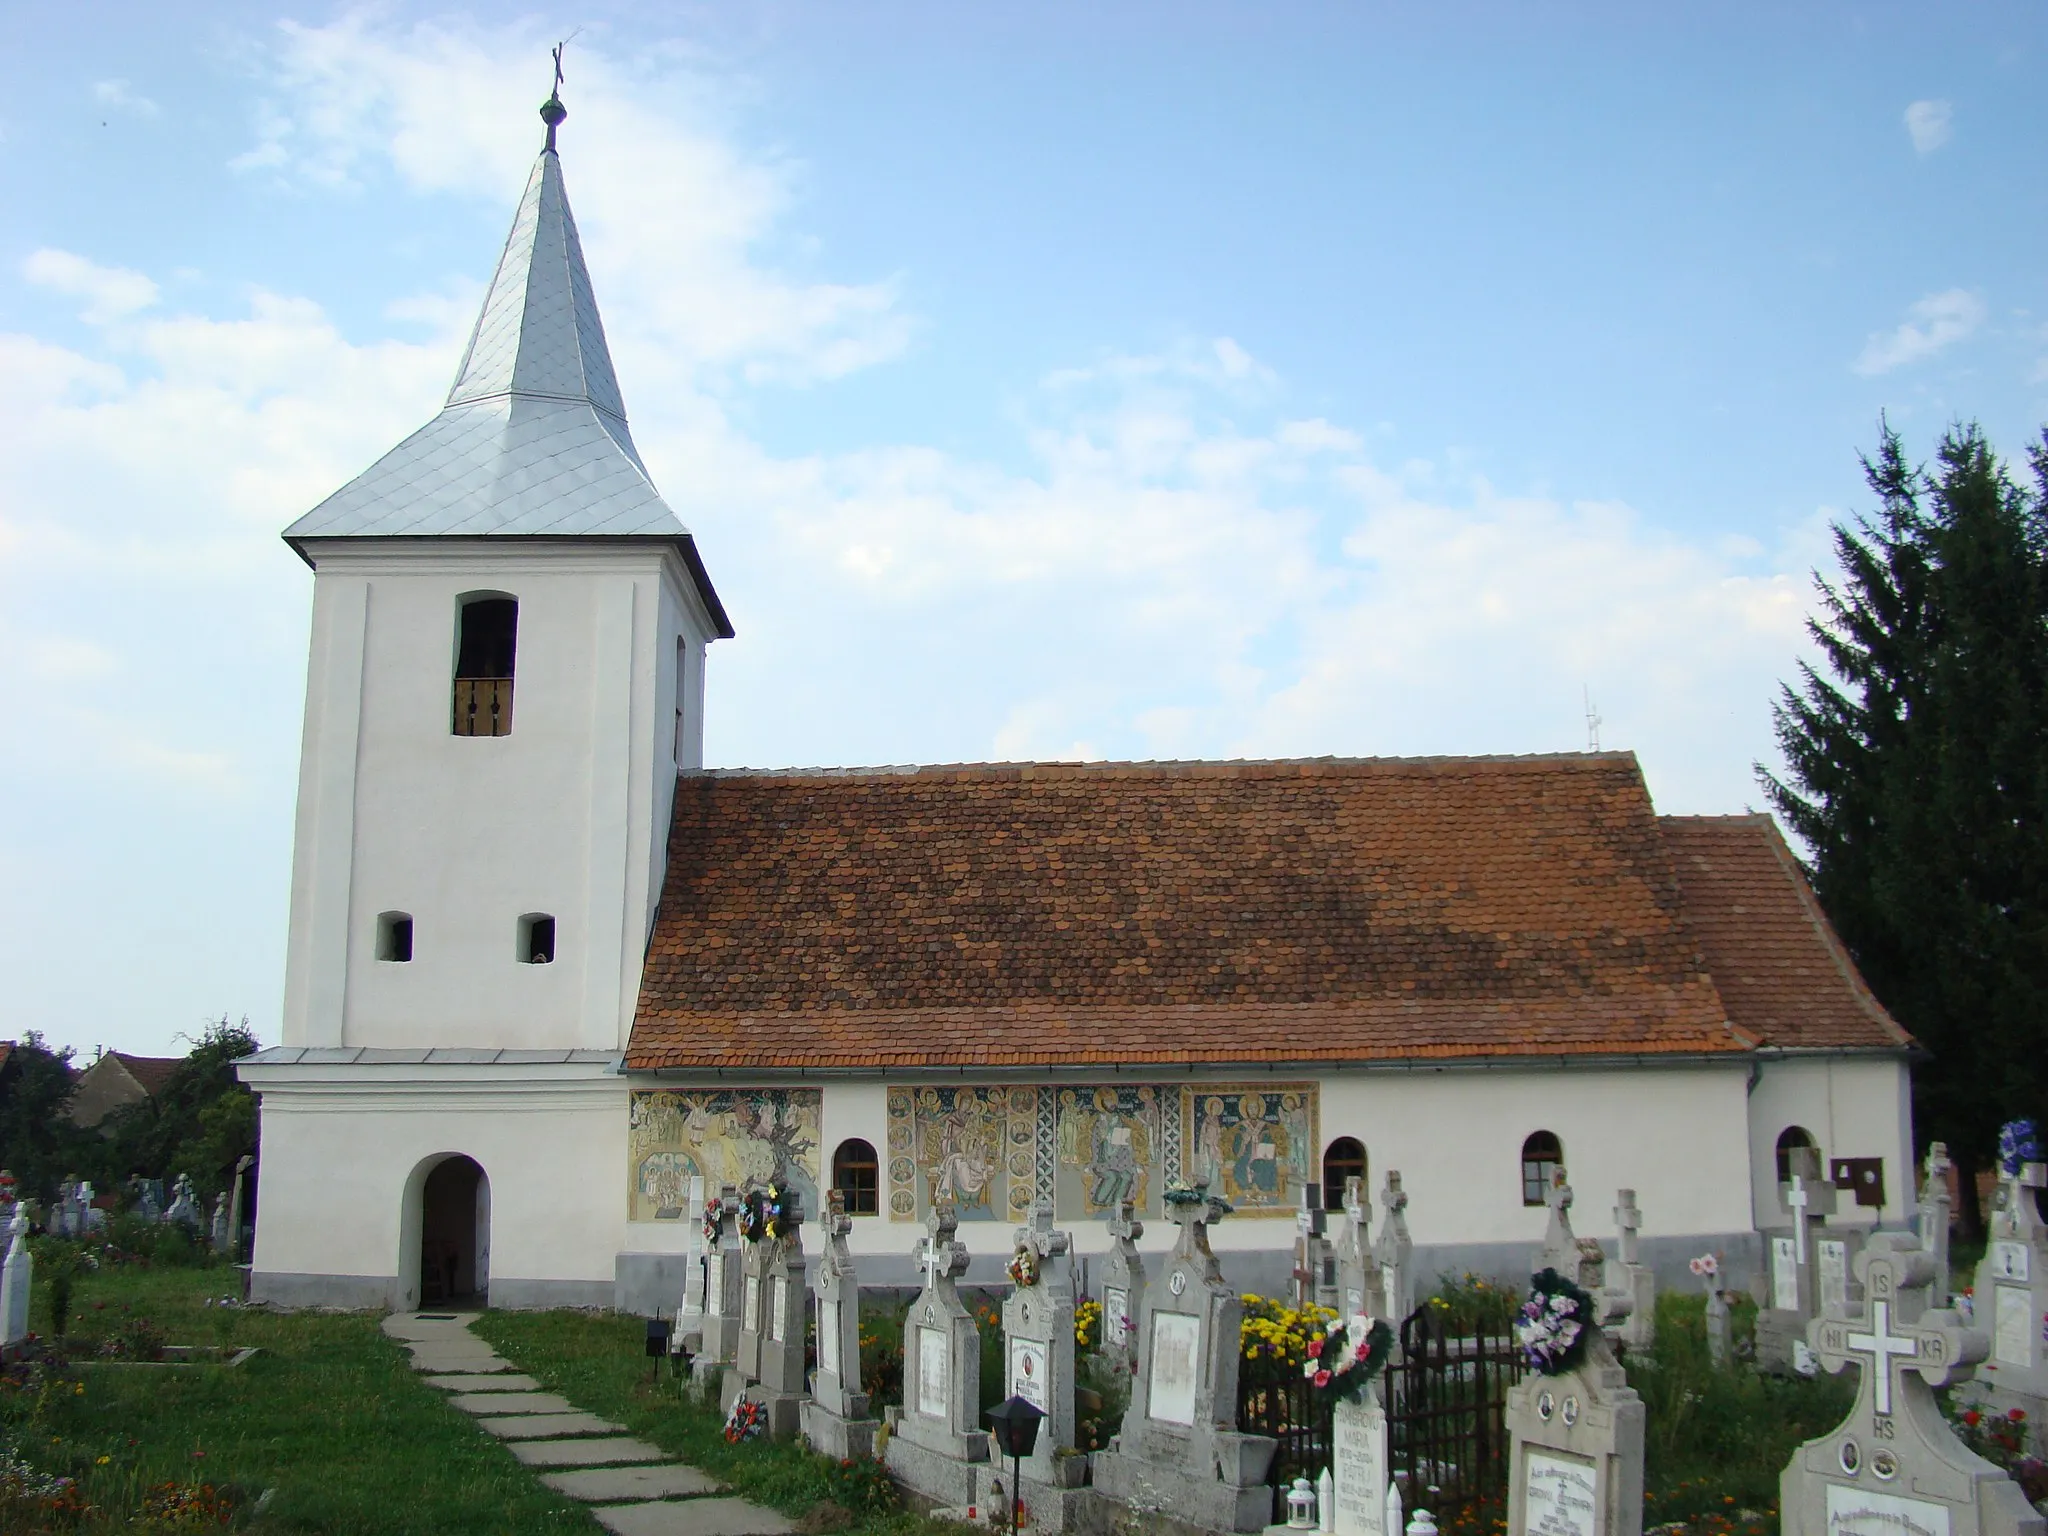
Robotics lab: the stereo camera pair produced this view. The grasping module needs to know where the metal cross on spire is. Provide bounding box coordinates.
[541,42,569,152]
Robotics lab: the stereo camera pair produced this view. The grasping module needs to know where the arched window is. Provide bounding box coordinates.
[377,912,414,963]
[832,1138,879,1217]
[453,593,518,737]
[517,914,556,965]
[1521,1131,1563,1207]
[1322,1137,1367,1211]
[1776,1125,1818,1184]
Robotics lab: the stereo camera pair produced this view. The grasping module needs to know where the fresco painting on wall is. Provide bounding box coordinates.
[1184,1085,1316,1216]
[1055,1085,1169,1220]
[629,1089,822,1221]
[886,1085,1042,1221]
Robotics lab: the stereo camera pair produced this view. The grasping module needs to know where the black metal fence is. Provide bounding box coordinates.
[1237,1305,1524,1522]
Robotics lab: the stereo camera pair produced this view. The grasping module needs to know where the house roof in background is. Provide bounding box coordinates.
[628,754,1756,1071]
[1658,814,1910,1052]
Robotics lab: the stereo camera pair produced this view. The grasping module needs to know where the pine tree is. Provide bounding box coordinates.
[1762,422,2048,1243]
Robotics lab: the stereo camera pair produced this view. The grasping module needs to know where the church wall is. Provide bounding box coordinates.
[1745,1053,1914,1230]
[281,542,714,1055]
[245,1064,627,1310]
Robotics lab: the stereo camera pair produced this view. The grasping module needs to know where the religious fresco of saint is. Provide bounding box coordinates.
[1182,1085,1317,1216]
[886,1085,1042,1222]
[628,1088,822,1222]
[1054,1085,1173,1221]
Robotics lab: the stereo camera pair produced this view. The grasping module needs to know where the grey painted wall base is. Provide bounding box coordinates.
[616,1253,696,1318]
[250,1271,395,1310]
[487,1277,613,1310]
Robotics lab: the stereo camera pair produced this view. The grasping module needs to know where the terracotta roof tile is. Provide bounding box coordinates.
[1658,814,1909,1052]
[110,1053,185,1096]
[629,754,1750,1070]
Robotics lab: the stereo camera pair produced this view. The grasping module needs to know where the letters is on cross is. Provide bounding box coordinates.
[1811,1238,1979,1423]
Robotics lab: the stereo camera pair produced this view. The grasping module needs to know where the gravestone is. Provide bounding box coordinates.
[210,1194,230,1254]
[750,1190,809,1439]
[1538,1172,1605,1292]
[1,1204,30,1348]
[1335,1178,1384,1322]
[1816,1232,1865,1320]
[1295,1203,1337,1311]
[801,1190,877,1459]
[1608,1191,1655,1353]
[883,1203,988,1506]
[724,1187,783,1415]
[696,1185,745,1391]
[1969,1138,2048,1425]
[674,1175,708,1353]
[225,1156,253,1265]
[1758,1150,1837,1376]
[1920,1143,1954,1309]
[1373,1172,1413,1324]
[977,1201,1102,1532]
[1505,1244,1645,1536]
[1095,1182,1277,1534]
[128,1177,163,1223]
[1781,1232,2044,1536]
[1326,1320,1393,1536]
[1099,1199,1148,1375]
[165,1173,201,1231]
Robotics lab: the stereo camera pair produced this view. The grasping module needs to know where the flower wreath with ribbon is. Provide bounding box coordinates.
[738,1189,770,1245]
[702,1201,722,1247]
[1303,1314,1394,1406]
[760,1184,790,1243]
[1516,1268,1595,1377]
[1007,1245,1041,1288]
[723,1396,768,1443]
[1999,1119,2043,1179]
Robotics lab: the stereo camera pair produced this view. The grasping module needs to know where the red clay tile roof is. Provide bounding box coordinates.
[629,754,1755,1071]
[110,1053,184,1096]
[1658,814,1910,1052]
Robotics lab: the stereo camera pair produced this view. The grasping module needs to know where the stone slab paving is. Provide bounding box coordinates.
[479,1412,625,1441]
[509,1437,671,1469]
[540,1466,723,1503]
[590,1498,794,1536]
[386,1310,790,1529]
[450,1391,575,1415]
[425,1372,543,1392]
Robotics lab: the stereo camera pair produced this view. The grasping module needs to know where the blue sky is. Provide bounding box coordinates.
[3,4,2044,1058]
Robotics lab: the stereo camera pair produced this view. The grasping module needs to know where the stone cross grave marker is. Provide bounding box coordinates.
[882,1203,987,1508]
[1,1204,31,1347]
[1295,1202,1336,1311]
[725,1186,782,1413]
[1506,1266,1646,1536]
[166,1174,201,1232]
[675,1175,707,1351]
[226,1155,253,1265]
[1608,1190,1655,1352]
[1094,1182,1277,1534]
[1540,1171,1606,1293]
[210,1194,230,1254]
[802,1189,877,1459]
[1002,1200,1081,1486]
[1760,1148,1837,1375]
[1972,1148,2048,1404]
[698,1185,746,1379]
[1783,1232,2044,1536]
[1336,1177,1383,1321]
[1373,1171,1413,1323]
[1100,1199,1147,1374]
[1920,1143,1954,1309]
[1327,1317,1394,1536]
[750,1189,809,1438]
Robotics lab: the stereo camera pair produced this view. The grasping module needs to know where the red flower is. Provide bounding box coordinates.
[1313,1369,1332,1388]
[2010,1408,2027,1423]
[1964,1410,1982,1427]
[1307,1338,1323,1359]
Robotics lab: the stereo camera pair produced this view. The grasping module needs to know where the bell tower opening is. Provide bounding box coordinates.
[453,594,518,737]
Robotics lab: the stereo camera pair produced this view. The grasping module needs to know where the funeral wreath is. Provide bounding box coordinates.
[1515,1268,1595,1376]
[1999,1118,2043,1178]
[1007,1245,1041,1288]
[1303,1315,1394,1406]
[724,1396,769,1442]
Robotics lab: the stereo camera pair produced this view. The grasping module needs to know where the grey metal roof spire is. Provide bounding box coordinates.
[284,78,731,636]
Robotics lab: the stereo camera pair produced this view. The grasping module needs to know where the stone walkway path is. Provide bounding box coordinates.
[384,1313,793,1536]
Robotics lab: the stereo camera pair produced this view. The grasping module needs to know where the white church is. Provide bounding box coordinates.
[238,94,1916,1314]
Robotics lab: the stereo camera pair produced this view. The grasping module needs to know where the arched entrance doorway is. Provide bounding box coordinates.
[417,1155,490,1307]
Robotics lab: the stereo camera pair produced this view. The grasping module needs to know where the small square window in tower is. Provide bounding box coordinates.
[377,913,414,963]
[518,914,556,965]
[452,594,517,737]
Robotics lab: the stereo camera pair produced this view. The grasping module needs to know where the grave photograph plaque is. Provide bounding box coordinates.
[918,1326,950,1417]
[1524,1450,1600,1536]
[1148,1311,1199,1425]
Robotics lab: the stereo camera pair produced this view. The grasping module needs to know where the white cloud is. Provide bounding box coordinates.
[23,249,159,325]
[1904,99,1952,155]
[1852,288,1984,375]
[93,79,159,118]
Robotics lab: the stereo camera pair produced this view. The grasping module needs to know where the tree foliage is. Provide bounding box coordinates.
[0,1033,98,1202]
[101,1015,262,1197]
[1761,421,2048,1238]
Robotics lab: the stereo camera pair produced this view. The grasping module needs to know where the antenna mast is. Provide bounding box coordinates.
[1584,686,1602,753]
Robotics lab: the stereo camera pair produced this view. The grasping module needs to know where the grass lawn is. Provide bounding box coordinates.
[475,1309,948,1536]
[3,1264,597,1534]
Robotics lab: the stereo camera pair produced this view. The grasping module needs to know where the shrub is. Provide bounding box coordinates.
[821,1453,897,1515]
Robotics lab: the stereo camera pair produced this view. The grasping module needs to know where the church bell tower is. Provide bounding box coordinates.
[275,86,731,1056]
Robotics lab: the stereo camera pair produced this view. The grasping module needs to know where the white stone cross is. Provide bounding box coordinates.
[1613,1188,1641,1268]
[1785,1173,1822,1264]
[917,1202,967,1290]
[1379,1170,1406,1219]
[1811,1235,1982,1425]
[825,1187,853,1243]
[1344,1175,1371,1236]
[1547,1169,1574,1220]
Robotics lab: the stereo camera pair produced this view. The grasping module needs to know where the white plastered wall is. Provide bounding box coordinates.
[1745,1053,1915,1229]
[244,1062,627,1305]
[279,539,715,1055]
